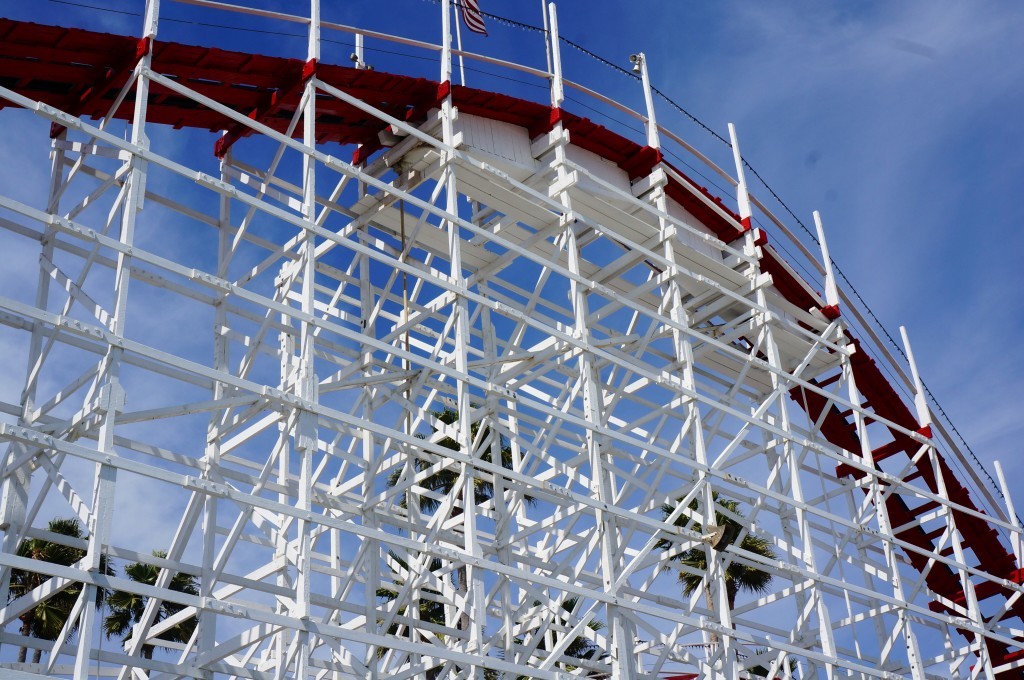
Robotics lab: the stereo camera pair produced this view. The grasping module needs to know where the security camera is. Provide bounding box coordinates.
[350,53,360,63]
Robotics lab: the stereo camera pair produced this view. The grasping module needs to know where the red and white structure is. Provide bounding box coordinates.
[0,1,1022,678]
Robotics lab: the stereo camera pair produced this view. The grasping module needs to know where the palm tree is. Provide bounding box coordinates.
[659,493,776,647]
[386,408,526,514]
[382,409,534,675]
[379,560,605,679]
[103,551,200,659]
[376,551,447,679]
[8,517,112,664]
[386,408,533,644]
[510,596,606,678]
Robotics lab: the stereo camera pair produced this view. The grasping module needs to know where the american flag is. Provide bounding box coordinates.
[459,0,487,36]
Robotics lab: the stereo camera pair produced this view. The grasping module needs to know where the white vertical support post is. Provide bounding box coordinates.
[727,123,752,231]
[453,0,466,85]
[634,52,660,149]
[503,363,530,671]
[642,110,729,679]
[994,461,1024,568]
[271,274,293,675]
[355,33,365,68]
[545,10,633,672]
[762,334,838,677]
[728,122,762,289]
[547,3,564,108]
[654,204,732,678]
[292,2,320,677]
[566,226,636,679]
[746,181,838,674]
[397,214,425,677]
[813,211,840,312]
[664,123,744,680]
[360,184,380,680]
[901,326,992,678]
[551,80,636,680]
[441,0,453,85]
[898,326,930,432]
[440,0,483,667]
[691,356,731,677]
[73,0,160,676]
[540,0,552,75]
[198,143,233,660]
[480,282,517,669]
[843,355,927,680]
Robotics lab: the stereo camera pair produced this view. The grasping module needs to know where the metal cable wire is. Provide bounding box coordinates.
[47,0,138,15]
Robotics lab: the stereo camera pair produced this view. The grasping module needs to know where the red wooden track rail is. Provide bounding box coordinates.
[1,16,1020,676]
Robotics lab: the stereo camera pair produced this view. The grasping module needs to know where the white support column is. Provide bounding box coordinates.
[359,177,381,680]
[453,0,466,86]
[547,31,634,672]
[567,223,636,679]
[440,0,484,670]
[442,0,453,85]
[355,33,366,69]
[480,277,518,673]
[633,52,660,149]
[727,123,752,231]
[691,331,733,679]
[729,144,839,673]
[197,143,233,662]
[760,314,838,678]
[901,326,992,678]
[291,3,321,677]
[72,2,159,677]
[270,272,294,677]
[644,161,731,677]
[994,461,1024,568]
[541,0,552,75]
[547,3,564,108]
[813,211,840,313]
[843,352,928,680]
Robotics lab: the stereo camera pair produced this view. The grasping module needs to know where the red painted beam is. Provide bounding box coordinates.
[214,58,309,158]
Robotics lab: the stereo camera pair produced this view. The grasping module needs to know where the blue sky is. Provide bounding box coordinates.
[3,0,1022,546]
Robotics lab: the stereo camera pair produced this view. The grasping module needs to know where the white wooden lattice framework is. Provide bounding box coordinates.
[0,2,1022,678]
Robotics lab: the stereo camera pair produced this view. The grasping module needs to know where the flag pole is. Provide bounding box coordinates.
[454,1,467,85]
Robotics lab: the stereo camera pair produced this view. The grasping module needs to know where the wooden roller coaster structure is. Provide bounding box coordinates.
[0,2,1022,678]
